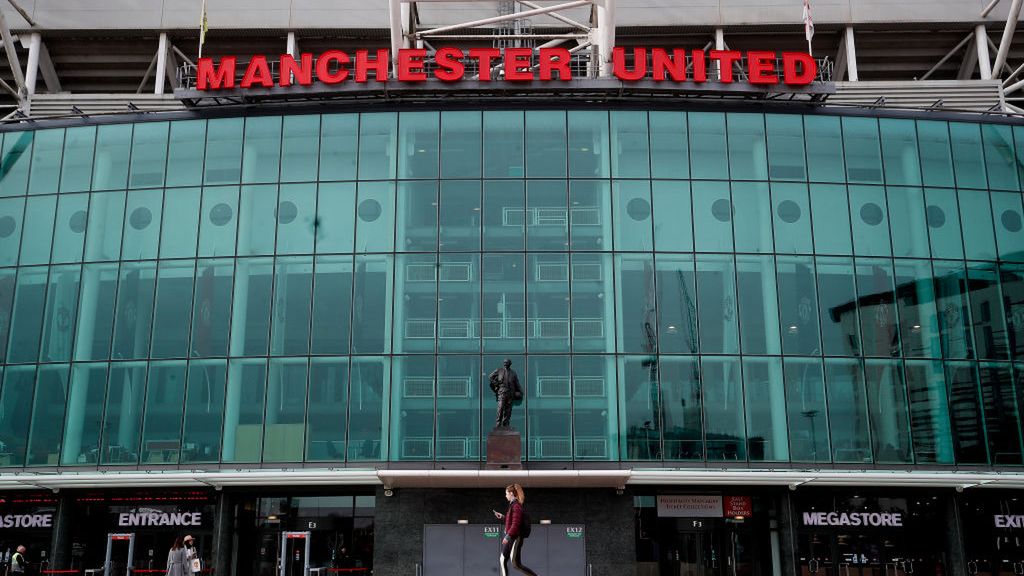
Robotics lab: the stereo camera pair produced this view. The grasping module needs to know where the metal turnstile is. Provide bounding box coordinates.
[103,533,136,576]
[279,531,311,576]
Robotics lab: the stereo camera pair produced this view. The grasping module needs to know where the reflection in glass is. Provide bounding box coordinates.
[784,358,830,463]
[702,356,745,461]
[743,357,788,461]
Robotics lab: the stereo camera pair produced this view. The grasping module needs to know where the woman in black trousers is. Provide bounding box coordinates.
[493,483,539,576]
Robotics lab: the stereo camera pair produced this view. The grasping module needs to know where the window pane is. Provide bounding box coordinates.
[242,116,282,184]
[140,360,186,464]
[816,256,860,356]
[864,359,913,463]
[112,261,156,360]
[39,264,81,363]
[849,185,891,256]
[229,257,273,357]
[968,266,1009,360]
[311,255,353,355]
[20,195,56,265]
[526,180,568,251]
[121,189,163,260]
[391,355,434,461]
[650,111,689,179]
[785,358,830,463]
[94,126,130,191]
[887,186,929,258]
[529,355,572,460]
[482,253,524,354]
[349,357,389,461]
[613,180,653,250]
[525,111,566,178]
[159,187,201,259]
[933,261,974,359]
[28,128,64,195]
[316,182,356,254]
[923,187,963,259]
[918,121,954,188]
[766,114,806,181]
[181,359,226,464]
[776,255,820,356]
[656,255,697,354]
[904,360,955,464]
[204,118,244,185]
[736,255,781,355]
[702,356,745,461]
[84,191,124,262]
[992,191,1024,261]
[727,113,767,181]
[574,355,618,460]
[692,181,733,252]
[744,357,788,462]
[281,115,320,183]
[652,181,692,252]
[51,193,88,263]
[75,263,118,361]
[319,114,358,181]
[352,255,393,354]
[528,253,569,352]
[825,358,872,463]
[983,124,1019,191]
[855,258,899,357]
[166,120,207,188]
[191,258,233,358]
[398,111,439,180]
[128,122,168,189]
[979,362,1023,465]
[439,253,479,353]
[394,180,437,252]
[696,254,739,354]
[945,361,988,464]
[0,366,31,466]
[733,181,772,253]
[306,357,349,462]
[809,184,852,255]
[61,363,107,466]
[440,180,481,251]
[805,116,846,183]
[571,253,613,353]
[618,355,660,461]
[879,119,921,186]
[100,362,146,465]
[237,184,278,256]
[959,189,997,260]
[1002,263,1024,360]
[263,358,308,462]
[615,254,657,353]
[569,180,610,252]
[658,356,701,460]
[0,270,12,363]
[843,117,883,184]
[483,111,524,178]
[60,126,96,193]
[690,112,728,180]
[0,132,32,196]
[223,359,267,463]
[358,113,398,180]
[610,111,647,178]
[770,183,811,254]
[8,267,47,363]
[893,260,941,359]
[484,180,524,251]
[950,122,988,189]
[570,110,610,178]
[355,182,395,253]
[150,260,196,358]
[270,257,312,356]
[276,183,316,254]
[0,197,22,266]
[26,365,69,466]
[198,186,239,257]
[441,111,481,179]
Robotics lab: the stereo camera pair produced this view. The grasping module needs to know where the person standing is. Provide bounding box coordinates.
[9,545,25,574]
[492,484,538,576]
[165,537,188,576]
[183,535,200,574]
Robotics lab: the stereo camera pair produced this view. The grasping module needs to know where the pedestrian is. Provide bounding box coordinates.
[165,537,188,576]
[9,546,25,574]
[492,483,538,576]
[183,535,201,574]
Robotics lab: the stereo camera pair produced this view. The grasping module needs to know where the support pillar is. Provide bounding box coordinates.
[943,492,967,576]
[844,27,859,82]
[25,33,40,97]
[155,33,168,95]
[49,493,73,570]
[597,0,616,77]
[212,491,232,576]
[778,491,798,576]
[977,25,993,80]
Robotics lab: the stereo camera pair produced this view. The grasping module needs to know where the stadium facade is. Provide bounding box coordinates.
[1,1,1024,575]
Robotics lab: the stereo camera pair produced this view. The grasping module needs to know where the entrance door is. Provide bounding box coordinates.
[103,533,136,576]
[279,531,311,576]
[659,523,756,576]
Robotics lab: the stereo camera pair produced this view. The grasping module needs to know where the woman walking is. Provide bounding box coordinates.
[165,537,188,576]
[493,483,539,576]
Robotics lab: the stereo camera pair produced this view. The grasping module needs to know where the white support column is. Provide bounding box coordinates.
[24,32,40,97]
[597,0,616,77]
[977,24,993,80]
[844,27,859,82]
[714,28,725,79]
[388,0,404,75]
[286,31,298,58]
[0,9,25,102]
[155,32,168,95]
[993,0,1024,78]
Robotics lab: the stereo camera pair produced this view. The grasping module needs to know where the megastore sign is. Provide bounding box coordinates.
[195,46,820,91]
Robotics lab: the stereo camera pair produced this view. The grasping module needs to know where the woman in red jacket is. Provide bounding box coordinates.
[493,483,539,576]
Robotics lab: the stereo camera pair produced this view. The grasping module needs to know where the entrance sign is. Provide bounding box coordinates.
[657,495,723,518]
[196,47,819,91]
[801,511,903,527]
[118,508,202,527]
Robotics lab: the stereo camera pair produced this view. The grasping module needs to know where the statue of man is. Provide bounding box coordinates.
[489,359,522,429]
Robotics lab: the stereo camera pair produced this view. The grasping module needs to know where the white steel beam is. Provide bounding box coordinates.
[977,25,994,79]
[982,0,1002,18]
[992,0,1023,77]
[834,29,848,80]
[0,9,25,101]
[388,0,403,73]
[597,0,615,77]
[417,0,591,37]
[287,31,298,58]
[23,31,38,96]
[155,32,168,95]
[519,0,588,29]
[844,26,859,81]
[920,33,973,81]
[37,41,60,93]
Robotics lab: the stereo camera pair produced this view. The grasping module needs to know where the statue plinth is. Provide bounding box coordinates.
[486,427,522,470]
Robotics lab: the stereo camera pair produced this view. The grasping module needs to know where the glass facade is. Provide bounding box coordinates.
[0,110,1023,467]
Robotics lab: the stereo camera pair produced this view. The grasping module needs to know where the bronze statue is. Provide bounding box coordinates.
[489,359,523,429]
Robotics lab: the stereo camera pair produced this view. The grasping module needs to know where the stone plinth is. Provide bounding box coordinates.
[486,428,522,470]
